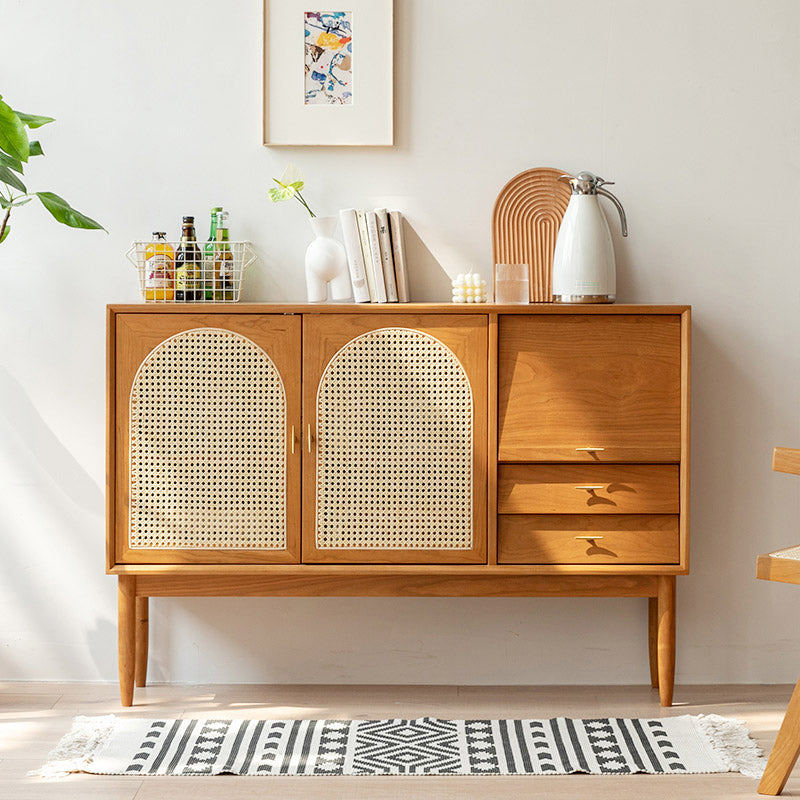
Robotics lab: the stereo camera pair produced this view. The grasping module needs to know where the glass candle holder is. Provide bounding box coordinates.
[494,263,529,304]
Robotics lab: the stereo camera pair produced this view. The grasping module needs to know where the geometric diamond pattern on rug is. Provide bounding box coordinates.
[353,718,462,774]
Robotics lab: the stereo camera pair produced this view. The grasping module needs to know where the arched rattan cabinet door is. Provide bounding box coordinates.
[302,314,488,564]
[113,314,301,564]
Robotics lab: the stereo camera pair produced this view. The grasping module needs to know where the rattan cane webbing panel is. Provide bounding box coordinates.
[316,327,473,550]
[129,328,287,549]
[771,545,800,561]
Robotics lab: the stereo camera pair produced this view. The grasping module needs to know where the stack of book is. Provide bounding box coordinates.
[339,208,410,303]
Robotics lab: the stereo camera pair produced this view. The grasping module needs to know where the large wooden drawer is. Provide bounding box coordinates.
[498,514,680,564]
[497,314,682,462]
[498,464,679,514]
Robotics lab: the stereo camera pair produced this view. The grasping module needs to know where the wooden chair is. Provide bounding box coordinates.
[757,447,800,795]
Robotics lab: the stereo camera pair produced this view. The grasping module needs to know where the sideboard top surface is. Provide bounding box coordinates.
[108,303,690,315]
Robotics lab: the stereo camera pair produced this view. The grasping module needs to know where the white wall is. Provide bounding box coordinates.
[1,0,798,686]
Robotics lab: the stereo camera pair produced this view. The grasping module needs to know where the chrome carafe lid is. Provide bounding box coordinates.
[559,171,628,237]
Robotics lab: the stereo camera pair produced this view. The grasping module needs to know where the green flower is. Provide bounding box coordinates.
[268,163,316,217]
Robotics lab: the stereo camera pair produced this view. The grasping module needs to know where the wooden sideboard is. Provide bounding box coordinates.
[107,303,690,707]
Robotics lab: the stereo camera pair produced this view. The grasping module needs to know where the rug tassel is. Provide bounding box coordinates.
[694,713,768,779]
[32,715,118,779]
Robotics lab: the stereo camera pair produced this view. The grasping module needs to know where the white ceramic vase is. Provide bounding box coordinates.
[304,216,350,303]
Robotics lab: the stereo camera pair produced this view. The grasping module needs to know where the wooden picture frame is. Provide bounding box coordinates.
[263,0,394,146]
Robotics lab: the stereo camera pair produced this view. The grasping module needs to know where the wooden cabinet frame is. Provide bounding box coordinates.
[112,313,303,565]
[301,313,487,564]
[107,303,690,708]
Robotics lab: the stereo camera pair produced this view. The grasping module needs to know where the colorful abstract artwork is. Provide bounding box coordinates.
[304,11,353,105]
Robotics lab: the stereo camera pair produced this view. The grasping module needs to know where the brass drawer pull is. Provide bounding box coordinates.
[290,425,296,455]
[574,485,605,491]
[307,424,313,453]
[575,535,604,540]
[576,446,605,452]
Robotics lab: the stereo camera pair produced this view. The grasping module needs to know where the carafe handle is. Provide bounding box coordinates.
[596,186,628,237]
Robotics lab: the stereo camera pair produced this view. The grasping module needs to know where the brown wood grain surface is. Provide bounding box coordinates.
[134,572,659,598]
[773,447,800,475]
[758,677,800,795]
[497,314,682,462]
[301,313,488,564]
[491,167,572,302]
[497,464,679,514]
[107,303,691,315]
[497,514,680,564]
[757,551,800,586]
[108,305,689,707]
[113,312,303,564]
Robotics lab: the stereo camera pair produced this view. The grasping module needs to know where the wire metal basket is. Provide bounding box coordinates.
[126,241,257,303]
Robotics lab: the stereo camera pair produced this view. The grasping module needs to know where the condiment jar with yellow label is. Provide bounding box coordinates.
[144,231,174,301]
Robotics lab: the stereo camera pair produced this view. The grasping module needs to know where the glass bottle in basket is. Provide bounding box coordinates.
[175,216,202,302]
[204,206,222,300]
[144,231,174,301]
[214,211,235,301]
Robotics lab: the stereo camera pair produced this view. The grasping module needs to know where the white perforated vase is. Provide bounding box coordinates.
[305,215,351,303]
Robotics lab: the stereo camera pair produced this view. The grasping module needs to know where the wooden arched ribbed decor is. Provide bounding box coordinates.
[492,167,572,302]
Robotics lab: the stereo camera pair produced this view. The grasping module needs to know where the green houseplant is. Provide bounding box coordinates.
[0,93,104,243]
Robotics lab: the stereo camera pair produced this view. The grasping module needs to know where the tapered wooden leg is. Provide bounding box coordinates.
[135,596,149,688]
[118,575,136,707]
[648,596,659,688]
[656,576,676,707]
[759,677,800,795]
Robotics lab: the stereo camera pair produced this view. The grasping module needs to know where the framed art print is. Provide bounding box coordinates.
[263,0,393,146]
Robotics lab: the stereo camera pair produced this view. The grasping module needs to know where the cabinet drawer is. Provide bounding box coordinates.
[498,464,679,514]
[498,515,680,564]
[497,315,682,462]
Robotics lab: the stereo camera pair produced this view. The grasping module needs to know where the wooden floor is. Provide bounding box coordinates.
[1,682,798,798]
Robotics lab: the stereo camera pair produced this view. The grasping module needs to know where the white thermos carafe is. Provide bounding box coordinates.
[552,171,628,303]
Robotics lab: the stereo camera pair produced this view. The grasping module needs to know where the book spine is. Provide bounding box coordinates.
[338,209,370,303]
[389,211,410,302]
[356,211,376,302]
[374,208,398,302]
[365,211,387,303]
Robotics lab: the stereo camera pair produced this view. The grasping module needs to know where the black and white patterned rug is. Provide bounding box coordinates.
[39,714,766,778]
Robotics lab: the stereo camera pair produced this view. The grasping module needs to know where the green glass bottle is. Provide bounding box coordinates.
[204,206,223,300]
[213,211,235,301]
